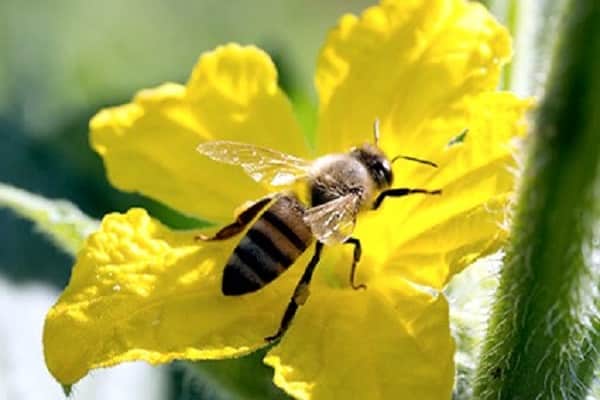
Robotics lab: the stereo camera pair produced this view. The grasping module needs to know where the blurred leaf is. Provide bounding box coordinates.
[0,0,371,137]
[0,182,98,256]
[445,255,501,400]
[190,349,290,400]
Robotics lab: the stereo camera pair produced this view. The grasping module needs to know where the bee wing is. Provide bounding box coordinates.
[303,194,361,245]
[197,140,312,188]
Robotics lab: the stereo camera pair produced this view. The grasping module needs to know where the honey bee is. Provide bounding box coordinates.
[196,120,441,341]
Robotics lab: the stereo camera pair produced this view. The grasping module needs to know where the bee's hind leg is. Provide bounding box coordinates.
[195,196,273,241]
[344,237,366,290]
[265,241,324,342]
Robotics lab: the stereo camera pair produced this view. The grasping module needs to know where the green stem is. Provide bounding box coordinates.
[490,0,567,95]
[499,0,519,90]
[473,1,600,399]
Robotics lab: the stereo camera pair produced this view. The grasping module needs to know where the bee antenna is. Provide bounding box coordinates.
[391,155,438,168]
[373,118,380,145]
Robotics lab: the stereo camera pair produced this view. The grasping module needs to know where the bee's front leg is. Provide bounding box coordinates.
[344,237,366,290]
[372,188,442,210]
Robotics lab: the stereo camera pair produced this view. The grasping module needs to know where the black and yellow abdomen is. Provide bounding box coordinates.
[222,194,313,295]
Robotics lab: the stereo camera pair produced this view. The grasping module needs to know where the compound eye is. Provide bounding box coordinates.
[374,161,392,188]
[381,166,393,187]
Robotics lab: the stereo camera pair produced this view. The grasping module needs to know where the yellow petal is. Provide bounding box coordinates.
[90,44,308,223]
[313,0,530,289]
[315,0,511,155]
[355,92,532,289]
[43,208,309,385]
[264,276,454,400]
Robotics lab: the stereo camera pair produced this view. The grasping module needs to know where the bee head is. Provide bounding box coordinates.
[350,143,393,189]
[349,119,438,191]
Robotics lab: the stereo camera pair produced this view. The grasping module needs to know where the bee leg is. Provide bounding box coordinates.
[265,241,324,342]
[195,197,273,241]
[344,237,366,290]
[372,188,442,210]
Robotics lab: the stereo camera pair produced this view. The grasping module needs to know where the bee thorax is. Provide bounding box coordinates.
[308,154,375,207]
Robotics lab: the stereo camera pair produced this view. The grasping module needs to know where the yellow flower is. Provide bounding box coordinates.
[43,0,531,398]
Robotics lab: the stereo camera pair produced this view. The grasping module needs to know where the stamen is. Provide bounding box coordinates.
[373,118,380,145]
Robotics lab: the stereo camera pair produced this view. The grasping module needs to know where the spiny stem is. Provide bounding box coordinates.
[473,1,600,399]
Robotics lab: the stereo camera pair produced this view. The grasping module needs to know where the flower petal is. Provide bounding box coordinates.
[314,0,530,289]
[315,0,511,155]
[90,44,308,223]
[264,277,454,400]
[43,208,309,385]
[355,92,531,289]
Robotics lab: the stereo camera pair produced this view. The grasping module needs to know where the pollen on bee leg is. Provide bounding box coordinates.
[293,283,310,305]
[194,233,210,241]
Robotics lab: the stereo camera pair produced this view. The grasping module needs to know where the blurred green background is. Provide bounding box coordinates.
[0,1,372,399]
[0,0,375,283]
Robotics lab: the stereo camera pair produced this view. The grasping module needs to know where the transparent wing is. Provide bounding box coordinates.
[197,141,312,187]
[303,194,361,245]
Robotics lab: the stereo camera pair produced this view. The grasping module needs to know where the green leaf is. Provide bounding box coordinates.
[0,182,98,256]
[473,1,600,399]
[191,349,291,400]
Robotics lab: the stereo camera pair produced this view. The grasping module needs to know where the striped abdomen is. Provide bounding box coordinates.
[222,194,314,295]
